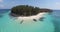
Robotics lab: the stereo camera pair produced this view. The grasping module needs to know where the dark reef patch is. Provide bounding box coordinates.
[20,20,23,24]
[0,15,3,18]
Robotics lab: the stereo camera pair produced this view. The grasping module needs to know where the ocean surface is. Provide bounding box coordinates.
[0,9,60,32]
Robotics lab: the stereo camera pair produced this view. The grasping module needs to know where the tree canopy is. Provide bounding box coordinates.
[11,5,40,16]
[11,5,52,17]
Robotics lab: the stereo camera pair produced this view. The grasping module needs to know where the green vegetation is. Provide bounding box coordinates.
[11,5,52,17]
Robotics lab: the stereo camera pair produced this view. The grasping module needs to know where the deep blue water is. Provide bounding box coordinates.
[0,9,10,18]
[0,9,60,32]
[52,10,60,32]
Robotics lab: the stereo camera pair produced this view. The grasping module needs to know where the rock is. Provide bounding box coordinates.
[33,19,37,22]
[39,17,44,21]
[20,20,23,24]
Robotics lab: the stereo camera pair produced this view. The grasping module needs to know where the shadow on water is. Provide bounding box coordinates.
[53,16,60,32]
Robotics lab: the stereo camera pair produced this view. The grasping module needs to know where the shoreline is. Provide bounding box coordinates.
[17,12,47,21]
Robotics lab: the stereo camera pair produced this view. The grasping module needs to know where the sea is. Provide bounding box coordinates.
[0,9,60,32]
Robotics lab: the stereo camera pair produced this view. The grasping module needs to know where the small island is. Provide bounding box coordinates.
[10,5,52,17]
[10,5,53,24]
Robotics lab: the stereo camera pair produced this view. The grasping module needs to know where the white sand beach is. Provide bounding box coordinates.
[17,12,47,21]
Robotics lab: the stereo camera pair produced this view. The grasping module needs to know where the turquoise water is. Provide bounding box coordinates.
[0,9,57,32]
[52,10,60,32]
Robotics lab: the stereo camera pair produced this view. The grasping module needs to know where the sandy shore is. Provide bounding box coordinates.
[17,12,47,21]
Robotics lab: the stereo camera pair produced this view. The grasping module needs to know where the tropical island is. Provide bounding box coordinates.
[10,5,52,17]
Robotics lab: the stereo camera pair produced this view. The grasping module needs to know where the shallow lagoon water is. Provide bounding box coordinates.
[0,10,55,32]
